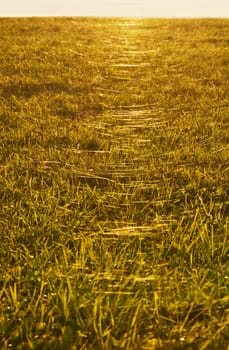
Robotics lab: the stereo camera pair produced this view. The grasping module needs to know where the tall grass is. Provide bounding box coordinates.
[0,17,228,349]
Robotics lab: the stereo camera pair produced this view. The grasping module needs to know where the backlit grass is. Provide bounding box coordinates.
[0,17,228,349]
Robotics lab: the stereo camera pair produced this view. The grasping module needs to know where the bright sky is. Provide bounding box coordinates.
[1,0,229,17]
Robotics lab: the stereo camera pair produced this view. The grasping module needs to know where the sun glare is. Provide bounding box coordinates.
[0,0,228,17]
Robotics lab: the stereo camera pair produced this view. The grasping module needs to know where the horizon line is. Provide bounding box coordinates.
[1,15,228,19]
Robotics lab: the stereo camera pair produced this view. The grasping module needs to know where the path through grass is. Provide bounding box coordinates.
[0,17,228,349]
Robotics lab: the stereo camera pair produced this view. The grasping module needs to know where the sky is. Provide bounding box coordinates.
[0,0,229,18]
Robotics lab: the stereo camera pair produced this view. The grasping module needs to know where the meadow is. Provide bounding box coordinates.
[0,17,228,349]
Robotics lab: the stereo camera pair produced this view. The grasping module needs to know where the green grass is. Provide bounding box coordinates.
[0,17,228,349]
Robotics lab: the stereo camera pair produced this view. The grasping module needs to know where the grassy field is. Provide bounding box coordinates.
[0,17,228,349]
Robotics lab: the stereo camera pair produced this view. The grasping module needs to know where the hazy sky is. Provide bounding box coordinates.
[1,0,229,17]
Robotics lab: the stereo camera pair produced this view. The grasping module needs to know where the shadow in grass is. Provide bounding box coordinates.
[1,82,71,98]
